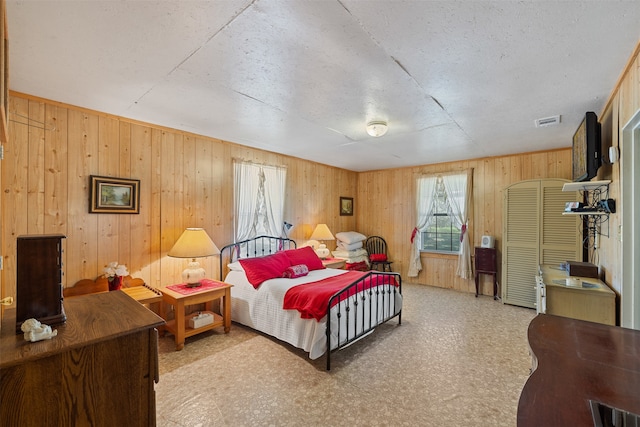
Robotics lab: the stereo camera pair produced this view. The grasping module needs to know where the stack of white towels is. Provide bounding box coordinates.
[332,231,369,268]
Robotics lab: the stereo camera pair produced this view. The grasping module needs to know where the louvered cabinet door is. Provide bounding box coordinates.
[502,179,580,309]
[540,181,581,266]
[502,181,540,308]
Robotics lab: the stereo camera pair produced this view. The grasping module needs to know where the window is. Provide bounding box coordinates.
[233,160,286,243]
[408,170,472,279]
[421,177,461,253]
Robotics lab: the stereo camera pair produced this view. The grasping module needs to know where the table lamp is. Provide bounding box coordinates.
[310,224,334,259]
[168,228,220,287]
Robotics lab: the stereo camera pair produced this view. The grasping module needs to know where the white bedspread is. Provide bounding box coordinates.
[226,269,402,360]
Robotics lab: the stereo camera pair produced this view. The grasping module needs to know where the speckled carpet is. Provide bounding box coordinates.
[156,283,535,427]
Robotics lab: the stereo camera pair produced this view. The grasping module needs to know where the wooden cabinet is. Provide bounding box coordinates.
[1,291,165,426]
[502,179,581,308]
[16,234,67,332]
[536,264,616,325]
[474,247,497,299]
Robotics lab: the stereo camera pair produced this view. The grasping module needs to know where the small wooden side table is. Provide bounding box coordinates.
[121,284,163,314]
[474,247,498,299]
[159,280,232,350]
[322,258,346,269]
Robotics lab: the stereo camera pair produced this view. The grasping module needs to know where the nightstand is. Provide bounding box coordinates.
[322,258,346,269]
[159,280,232,350]
[474,247,498,299]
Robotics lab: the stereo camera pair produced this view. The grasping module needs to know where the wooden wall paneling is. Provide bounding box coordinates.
[148,128,163,288]
[492,156,510,296]
[173,131,187,283]
[3,97,28,294]
[477,159,492,295]
[44,104,68,234]
[385,168,405,272]
[352,152,572,294]
[1,92,576,299]
[509,154,523,183]
[66,109,99,285]
[602,95,622,292]
[286,161,304,241]
[181,134,196,227]
[117,121,132,271]
[96,116,120,274]
[619,53,639,127]
[27,100,45,234]
[129,124,152,284]
[193,136,216,279]
[160,131,180,283]
[217,141,234,246]
[530,152,546,179]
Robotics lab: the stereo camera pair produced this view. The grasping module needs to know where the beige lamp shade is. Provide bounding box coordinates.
[168,228,219,286]
[310,224,334,259]
[310,224,334,241]
[168,228,219,258]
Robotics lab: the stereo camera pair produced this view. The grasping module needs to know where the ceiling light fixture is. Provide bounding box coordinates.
[366,121,388,137]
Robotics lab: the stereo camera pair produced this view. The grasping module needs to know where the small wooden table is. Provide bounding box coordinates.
[322,258,346,269]
[121,284,163,314]
[159,280,232,350]
[474,247,498,299]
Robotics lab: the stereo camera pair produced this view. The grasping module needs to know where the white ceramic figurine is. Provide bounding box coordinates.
[21,318,58,342]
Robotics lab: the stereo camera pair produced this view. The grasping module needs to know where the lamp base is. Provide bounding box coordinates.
[315,244,330,259]
[182,261,206,287]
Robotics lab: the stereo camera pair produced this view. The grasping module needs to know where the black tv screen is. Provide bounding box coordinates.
[572,112,601,182]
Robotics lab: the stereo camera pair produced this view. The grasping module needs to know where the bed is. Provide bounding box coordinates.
[219,235,402,370]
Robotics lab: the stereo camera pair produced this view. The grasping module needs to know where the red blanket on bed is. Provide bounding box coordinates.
[283,271,398,321]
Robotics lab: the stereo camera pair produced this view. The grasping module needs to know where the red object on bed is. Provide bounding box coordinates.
[283,271,399,321]
[345,261,368,271]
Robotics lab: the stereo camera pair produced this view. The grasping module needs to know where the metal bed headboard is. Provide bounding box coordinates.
[219,235,297,281]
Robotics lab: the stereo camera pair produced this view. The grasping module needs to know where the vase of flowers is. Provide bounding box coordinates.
[103,262,129,291]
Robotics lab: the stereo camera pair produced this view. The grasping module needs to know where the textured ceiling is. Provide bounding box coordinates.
[7,1,640,171]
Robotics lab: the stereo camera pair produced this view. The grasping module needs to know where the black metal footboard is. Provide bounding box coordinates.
[325,271,402,370]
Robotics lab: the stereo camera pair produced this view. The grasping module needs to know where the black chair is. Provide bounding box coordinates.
[364,236,393,272]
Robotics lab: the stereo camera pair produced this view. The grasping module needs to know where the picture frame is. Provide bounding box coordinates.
[90,175,140,214]
[340,196,353,216]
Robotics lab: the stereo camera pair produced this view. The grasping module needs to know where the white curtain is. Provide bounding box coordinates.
[408,176,438,277]
[234,161,286,243]
[441,170,472,279]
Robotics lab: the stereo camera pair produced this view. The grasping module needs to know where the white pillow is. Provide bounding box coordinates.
[335,231,366,244]
[227,261,245,272]
[337,240,363,251]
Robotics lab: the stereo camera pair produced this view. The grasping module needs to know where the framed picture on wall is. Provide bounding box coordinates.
[90,175,140,214]
[340,196,353,216]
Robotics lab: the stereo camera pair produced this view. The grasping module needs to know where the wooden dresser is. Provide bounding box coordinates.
[536,264,616,325]
[1,291,165,426]
[518,314,640,426]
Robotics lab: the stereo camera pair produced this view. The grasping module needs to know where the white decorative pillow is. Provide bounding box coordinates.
[337,240,363,251]
[227,261,245,272]
[335,231,366,244]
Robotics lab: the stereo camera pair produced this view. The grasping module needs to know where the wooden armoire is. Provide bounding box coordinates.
[16,234,67,332]
[502,179,581,308]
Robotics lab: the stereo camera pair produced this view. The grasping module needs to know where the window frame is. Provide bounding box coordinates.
[419,176,462,255]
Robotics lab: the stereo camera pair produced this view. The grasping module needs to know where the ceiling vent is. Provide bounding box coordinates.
[535,115,561,128]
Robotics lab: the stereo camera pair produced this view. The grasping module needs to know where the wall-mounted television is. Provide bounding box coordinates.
[572,111,601,182]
